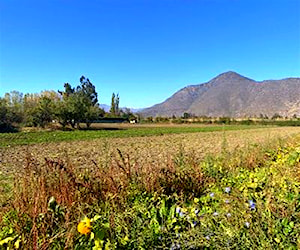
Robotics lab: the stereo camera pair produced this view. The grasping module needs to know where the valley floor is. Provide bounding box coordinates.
[1,125,300,249]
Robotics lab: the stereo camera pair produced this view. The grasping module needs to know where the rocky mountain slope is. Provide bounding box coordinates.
[140,71,300,118]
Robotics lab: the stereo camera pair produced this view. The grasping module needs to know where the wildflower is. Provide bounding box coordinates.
[194,197,199,203]
[226,213,231,218]
[193,221,197,226]
[209,192,215,198]
[225,187,231,193]
[245,222,250,228]
[225,199,230,204]
[205,235,210,240]
[170,243,181,250]
[176,207,184,217]
[213,212,219,216]
[194,209,199,215]
[248,200,256,210]
[77,217,92,235]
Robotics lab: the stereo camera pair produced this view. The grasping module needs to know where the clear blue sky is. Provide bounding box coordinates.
[0,0,299,108]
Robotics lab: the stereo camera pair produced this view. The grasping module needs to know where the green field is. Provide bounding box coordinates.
[1,125,300,249]
[0,124,263,147]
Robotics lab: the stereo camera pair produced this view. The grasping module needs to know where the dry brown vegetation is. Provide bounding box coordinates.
[1,127,300,177]
[1,126,300,248]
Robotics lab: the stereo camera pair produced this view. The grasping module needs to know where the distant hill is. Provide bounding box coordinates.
[99,104,111,112]
[99,104,142,113]
[140,71,300,118]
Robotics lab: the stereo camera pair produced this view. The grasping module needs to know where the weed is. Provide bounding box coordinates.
[1,126,300,248]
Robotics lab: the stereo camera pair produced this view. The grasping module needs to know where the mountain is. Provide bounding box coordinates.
[99,104,142,113]
[99,104,111,112]
[140,71,300,118]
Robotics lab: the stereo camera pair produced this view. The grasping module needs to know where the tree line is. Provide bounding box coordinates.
[0,76,135,132]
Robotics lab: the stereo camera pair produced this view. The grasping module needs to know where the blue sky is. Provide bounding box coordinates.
[0,0,299,108]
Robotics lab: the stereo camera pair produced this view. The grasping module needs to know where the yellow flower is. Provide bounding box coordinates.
[77,217,92,235]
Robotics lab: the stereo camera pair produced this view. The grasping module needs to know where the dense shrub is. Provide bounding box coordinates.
[0,98,20,133]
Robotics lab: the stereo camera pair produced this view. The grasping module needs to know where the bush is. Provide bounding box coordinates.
[0,98,19,133]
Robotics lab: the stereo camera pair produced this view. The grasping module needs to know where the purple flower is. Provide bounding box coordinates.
[226,213,231,218]
[225,187,231,193]
[213,212,219,216]
[249,200,256,210]
[175,207,184,217]
[225,199,230,204]
[209,192,215,198]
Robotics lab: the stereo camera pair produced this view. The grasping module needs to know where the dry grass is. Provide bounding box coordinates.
[1,127,300,208]
[1,126,300,248]
[1,127,300,177]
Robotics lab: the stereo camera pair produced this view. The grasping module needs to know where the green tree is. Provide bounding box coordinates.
[182,112,191,119]
[115,93,120,115]
[23,91,60,127]
[4,90,23,109]
[55,100,70,128]
[31,96,54,127]
[110,93,116,115]
[56,83,82,128]
[0,98,19,132]
[85,105,105,128]
[23,93,39,126]
[109,93,120,117]
[4,91,24,123]
[58,83,75,97]
[120,107,136,121]
[271,113,282,120]
[56,76,100,128]
[78,76,98,106]
[77,76,100,127]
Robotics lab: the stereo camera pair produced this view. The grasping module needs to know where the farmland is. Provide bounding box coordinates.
[0,124,265,148]
[1,125,300,249]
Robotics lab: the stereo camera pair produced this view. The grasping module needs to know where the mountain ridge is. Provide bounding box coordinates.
[99,104,142,113]
[140,71,300,118]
